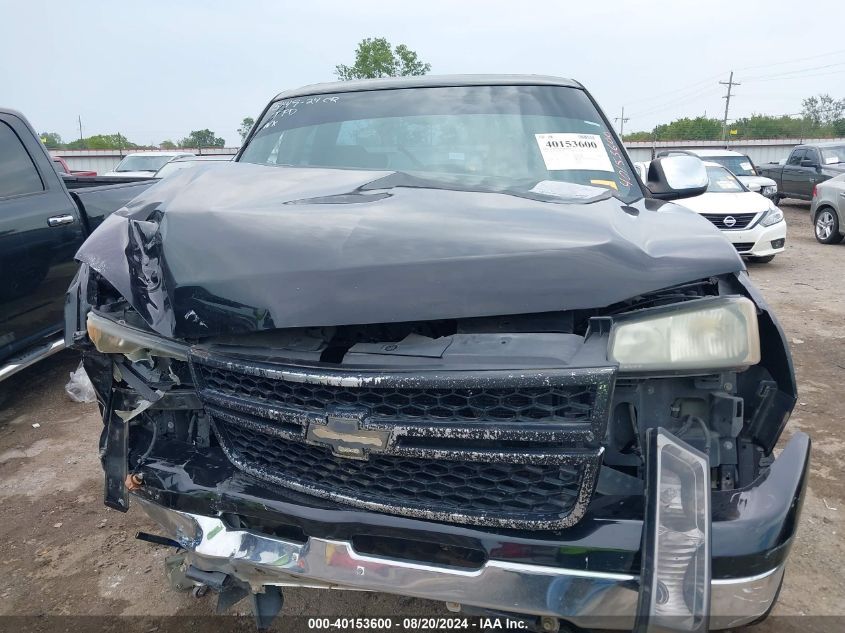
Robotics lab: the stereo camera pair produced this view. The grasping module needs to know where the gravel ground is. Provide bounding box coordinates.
[0,201,842,631]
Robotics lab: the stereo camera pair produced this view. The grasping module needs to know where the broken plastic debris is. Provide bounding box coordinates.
[31,423,40,429]
[53,522,62,528]
[792,338,804,344]
[116,398,155,422]
[65,361,96,403]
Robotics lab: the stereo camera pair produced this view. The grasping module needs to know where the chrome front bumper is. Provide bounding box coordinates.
[138,497,784,630]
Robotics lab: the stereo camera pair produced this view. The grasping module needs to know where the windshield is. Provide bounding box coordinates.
[706,155,756,177]
[706,166,744,192]
[821,146,845,165]
[115,155,174,172]
[240,85,641,203]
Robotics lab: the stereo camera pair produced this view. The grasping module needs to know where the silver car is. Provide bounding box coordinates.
[811,173,845,244]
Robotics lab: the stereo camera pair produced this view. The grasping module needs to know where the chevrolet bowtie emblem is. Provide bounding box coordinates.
[305,406,391,460]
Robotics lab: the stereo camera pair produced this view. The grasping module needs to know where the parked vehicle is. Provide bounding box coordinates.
[811,173,845,244]
[657,149,778,201]
[67,75,808,632]
[758,142,845,201]
[51,155,97,177]
[0,108,157,382]
[102,151,195,177]
[153,155,231,178]
[675,163,786,263]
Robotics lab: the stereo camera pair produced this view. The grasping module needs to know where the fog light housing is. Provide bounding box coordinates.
[636,428,711,633]
[770,238,785,249]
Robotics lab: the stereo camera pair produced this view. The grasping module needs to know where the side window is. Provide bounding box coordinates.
[787,149,805,166]
[0,121,44,198]
[805,148,820,165]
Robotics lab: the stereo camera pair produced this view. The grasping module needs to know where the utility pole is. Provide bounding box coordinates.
[720,71,740,146]
[77,115,83,145]
[614,107,630,136]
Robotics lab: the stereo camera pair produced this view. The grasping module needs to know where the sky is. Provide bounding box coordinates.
[1,0,843,147]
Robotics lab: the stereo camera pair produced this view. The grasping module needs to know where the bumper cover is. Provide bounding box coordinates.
[726,220,787,257]
[134,432,810,630]
[138,497,783,630]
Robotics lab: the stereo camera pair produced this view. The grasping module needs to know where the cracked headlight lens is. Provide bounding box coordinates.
[609,297,760,372]
[761,207,784,227]
[636,428,711,632]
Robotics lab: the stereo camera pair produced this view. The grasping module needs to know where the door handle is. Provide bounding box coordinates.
[47,214,75,227]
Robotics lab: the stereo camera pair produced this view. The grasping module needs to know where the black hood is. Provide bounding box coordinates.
[76,163,744,339]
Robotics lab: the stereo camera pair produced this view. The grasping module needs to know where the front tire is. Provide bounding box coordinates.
[748,254,776,263]
[814,207,843,244]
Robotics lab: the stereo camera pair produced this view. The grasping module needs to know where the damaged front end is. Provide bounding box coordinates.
[67,248,809,631]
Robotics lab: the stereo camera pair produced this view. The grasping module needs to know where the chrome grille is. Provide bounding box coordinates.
[190,349,614,529]
[702,213,758,230]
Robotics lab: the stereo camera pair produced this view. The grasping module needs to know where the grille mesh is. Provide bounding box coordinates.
[218,421,583,519]
[190,351,612,528]
[702,213,757,230]
[196,363,594,423]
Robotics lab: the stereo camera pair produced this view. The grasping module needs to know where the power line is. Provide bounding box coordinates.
[628,84,721,119]
[744,68,845,83]
[623,73,725,107]
[735,47,845,72]
[744,61,845,82]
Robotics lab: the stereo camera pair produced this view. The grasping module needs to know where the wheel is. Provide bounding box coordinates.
[748,254,775,263]
[814,207,844,244]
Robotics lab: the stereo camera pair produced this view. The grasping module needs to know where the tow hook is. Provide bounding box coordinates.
[125,472,143,492]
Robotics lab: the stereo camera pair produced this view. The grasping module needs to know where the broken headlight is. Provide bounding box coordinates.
[636,428,711,633]
[609,297,760,372]
[87,312,187,360]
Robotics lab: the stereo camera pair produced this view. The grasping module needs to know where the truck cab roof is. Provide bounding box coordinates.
[272,74,583,101]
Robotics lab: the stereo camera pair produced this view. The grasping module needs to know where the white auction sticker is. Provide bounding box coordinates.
[535,133,614,172]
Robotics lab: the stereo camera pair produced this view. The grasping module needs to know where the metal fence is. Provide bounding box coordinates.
[51,147,239,174]
[53,137,845,174]
[624,137,845,165]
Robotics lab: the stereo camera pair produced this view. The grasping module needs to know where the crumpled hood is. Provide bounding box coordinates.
[76,162,744,339]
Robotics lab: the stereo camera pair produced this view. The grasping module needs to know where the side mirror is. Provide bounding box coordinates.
[646,156,709,200]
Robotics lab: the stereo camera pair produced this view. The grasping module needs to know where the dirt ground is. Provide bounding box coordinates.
[0,201,842,631]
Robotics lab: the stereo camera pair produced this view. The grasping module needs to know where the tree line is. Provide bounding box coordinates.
[623,94,845,142]
[40,128,232,151]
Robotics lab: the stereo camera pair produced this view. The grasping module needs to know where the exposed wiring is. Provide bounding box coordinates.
[675,415,711,457]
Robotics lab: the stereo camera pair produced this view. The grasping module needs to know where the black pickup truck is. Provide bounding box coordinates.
[66,76,809,632]
[0,108,156,383]
[758,141,845,201]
